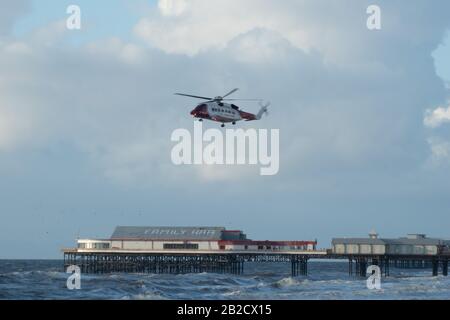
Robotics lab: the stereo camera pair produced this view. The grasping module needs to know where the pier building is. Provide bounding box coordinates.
[63,227,449,277]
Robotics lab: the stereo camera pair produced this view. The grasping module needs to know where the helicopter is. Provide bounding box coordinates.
[174,88,269,127]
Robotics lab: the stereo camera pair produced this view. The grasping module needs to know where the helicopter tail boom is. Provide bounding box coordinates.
[256,102,270,120]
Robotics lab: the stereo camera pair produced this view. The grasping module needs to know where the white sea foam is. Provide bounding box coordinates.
[274,277,301,288]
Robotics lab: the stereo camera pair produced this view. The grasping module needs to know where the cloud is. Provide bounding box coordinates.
[0,106,32,151]
[424,104,450,128]
[0,0,449,189]
[2,0,450,258]
[134,0,450,66]
[0,0,30,36]
[133,0,312,56]
[158,0,188,17]
[85,37,146,65]
[226,28,295,65]
[427,137,450,164]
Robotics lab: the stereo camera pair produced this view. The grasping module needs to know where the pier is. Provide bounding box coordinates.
[63,249,449,278]
[345,255,449,277]
[63,250,325,276]
[63,227,450,277]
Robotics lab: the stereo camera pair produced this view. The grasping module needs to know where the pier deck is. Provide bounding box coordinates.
[62,248,449,277]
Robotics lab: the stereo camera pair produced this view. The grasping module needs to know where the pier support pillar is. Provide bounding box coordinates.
[443,260,448,277]
[291,256,308,277]
[348,258,353,275]
[291,258,298,277]
[432,260,439,277]
[354,258,367,277]
[360,259,367,277]
[384,258,390,277]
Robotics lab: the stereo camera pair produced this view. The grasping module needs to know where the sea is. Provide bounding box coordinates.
[0,260,449,300]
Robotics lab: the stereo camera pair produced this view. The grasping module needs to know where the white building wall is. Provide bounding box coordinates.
[122,241,153,250]
[412,245,424,255]
[197,242,211,250]
[111,240,123,249]
[346,244,360,254]
[387,244,438,255]
[360,244,372,254]
[209,242,220,250]
[334,244,346,254]
[425,245,438,255]
[107,240,222,251]
[77,239,111,249]
[225,244,246,251]
[79,239,317,252]
[372,245,385,254]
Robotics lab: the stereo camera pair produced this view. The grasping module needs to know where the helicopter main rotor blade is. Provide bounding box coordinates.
[174,93,212,100]
[222,88,239,99]
[223,99,263,101]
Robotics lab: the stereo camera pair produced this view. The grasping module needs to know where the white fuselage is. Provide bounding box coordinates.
[191,101,244,123]
[206,102,242,123]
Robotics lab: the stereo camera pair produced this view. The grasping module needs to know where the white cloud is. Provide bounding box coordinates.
[158,0,188,17]
[226,29,293,65]
[424,105,450,128]
[84,38,145,65]
[134,0,312,56]
[427,137,450,164]
[0,1,449,189]
[0,107,32,151]
[2,1,450,260]
[134,0,450,66]
[0,0,30,36]
[3,41,31,54]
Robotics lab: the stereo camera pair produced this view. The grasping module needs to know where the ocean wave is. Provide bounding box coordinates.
[1,260,450,300]
[272,277,302,288]
[125,291,168,300]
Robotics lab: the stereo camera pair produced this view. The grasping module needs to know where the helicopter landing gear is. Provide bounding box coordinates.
[221,123,225,128]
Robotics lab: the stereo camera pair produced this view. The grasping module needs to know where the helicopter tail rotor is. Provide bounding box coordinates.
[256,101,270,120]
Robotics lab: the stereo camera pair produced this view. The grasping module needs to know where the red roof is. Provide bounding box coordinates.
[218,240,316,246]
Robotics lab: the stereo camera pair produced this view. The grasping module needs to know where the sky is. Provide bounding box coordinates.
[0,0,450,258]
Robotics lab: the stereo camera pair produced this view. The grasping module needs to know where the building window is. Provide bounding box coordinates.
[219,245,225,250]
[163,243,199,250]
[93,243,110,249]
[258,245,264,250]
